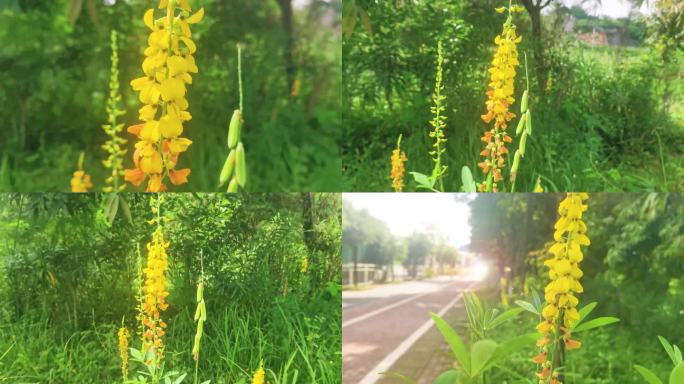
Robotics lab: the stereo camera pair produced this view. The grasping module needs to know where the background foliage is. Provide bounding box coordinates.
[0,0,342,192]
[342,0,684,192]
[0,192,342,383]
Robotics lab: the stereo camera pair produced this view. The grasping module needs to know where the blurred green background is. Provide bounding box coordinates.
[0,0,342,192]
[342,0,684,192]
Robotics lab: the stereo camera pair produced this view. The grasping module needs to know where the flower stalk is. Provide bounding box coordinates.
[102,29,127,192]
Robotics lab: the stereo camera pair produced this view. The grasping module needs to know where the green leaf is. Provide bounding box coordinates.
[576,302,598,325]
[634,365,663,384]
[470,339,498,376]
[129,347,144,362]
[514,300,539,315]
[104,193,119,224]
[119,196,132,223]
[430,312,471,375]
[671,362,684,384]
[173,373,188,384]
[433,370,460,384]
[486,307,523,330]
[659,336,678,366]
[573,317,620,333]
[410,172,435,190]
[461,166,477,192]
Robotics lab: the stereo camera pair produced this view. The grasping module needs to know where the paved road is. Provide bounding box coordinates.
[342,277,476,384]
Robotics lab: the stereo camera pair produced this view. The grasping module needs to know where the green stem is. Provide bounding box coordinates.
[238,43,244,115]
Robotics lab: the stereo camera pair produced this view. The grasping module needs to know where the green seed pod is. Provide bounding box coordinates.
[521,90,528,114]
[218,150,236,187]
[525,110,532,136]
[235,143,247,187]
[511,150,521,173]
[194,303,201,321]
[519,132,527,156]
[227,109,241,149]
[196,281,204,303]
[227,178,239,193]
[200,300,207,321]
[515,115,525,136]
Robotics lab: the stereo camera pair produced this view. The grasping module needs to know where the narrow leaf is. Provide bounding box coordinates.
[430,312,471,375]
[514,300,539,315]
[573,317,620,333]
[633,365,663,384]
[659,336,677,366]
[486,307,523,330]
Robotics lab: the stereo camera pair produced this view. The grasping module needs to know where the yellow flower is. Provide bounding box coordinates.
[141,196,170,365]
[118,327,130,379]
[71,152,93,192]
[252,364,265,384]
[390,134,408,192]
[478,11,522,192]
[125,1,203,192]
[70,170,93,192]
[300,257,308,273]
[534,193,589,373]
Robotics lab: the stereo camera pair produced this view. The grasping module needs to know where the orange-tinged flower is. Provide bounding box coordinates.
[565,338,582,350]
[70,170,93,192]
[477,11,521,192]
[169,168,191,185]
[532,352,547,364]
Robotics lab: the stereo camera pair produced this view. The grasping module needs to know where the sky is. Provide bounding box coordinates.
[343,193,473,249]
[560,0,653,18]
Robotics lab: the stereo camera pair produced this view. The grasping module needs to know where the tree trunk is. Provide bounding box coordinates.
[277,0,296,93]
[529,8,547,96]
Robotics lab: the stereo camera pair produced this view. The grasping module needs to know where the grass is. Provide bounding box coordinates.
[0,292,340,384]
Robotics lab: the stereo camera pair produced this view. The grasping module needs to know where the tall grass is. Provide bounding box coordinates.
[0,290,340,384]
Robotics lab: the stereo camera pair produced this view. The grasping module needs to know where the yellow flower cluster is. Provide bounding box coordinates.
[533,193,589,378]
[125,0,204,192]
[390,134,407,192]
[71,152,93,192]
[141,197,170,363]
[117,327,130,379]
[252,364,265,384]
[300,256,308,273]
[478,7,522,192]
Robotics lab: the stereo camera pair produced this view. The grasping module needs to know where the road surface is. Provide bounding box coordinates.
[342,277,476,384]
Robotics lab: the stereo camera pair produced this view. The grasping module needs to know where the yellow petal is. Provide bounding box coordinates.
[160,78,186,101]
[159,115,183,138]
[167,55,188,76]
[495,6,506,13]
[144,9,155,30]
[187,8,204,24]
[140,120,161,142]
[180,36,196,54]
[167,138,192,153]
[141,151,163,174]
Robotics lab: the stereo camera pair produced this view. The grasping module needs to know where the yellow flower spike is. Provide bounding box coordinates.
[252,363,265,384]
[477,6,522,192]
[126,1,201,191]
[534,193,590,378]
[117,326,130,380]
[390,134,408,192]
